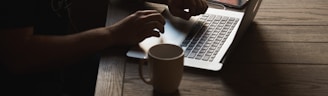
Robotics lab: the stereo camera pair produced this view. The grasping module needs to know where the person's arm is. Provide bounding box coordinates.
[146,0,208,20]
[0,10,165,74]
[0,26,112,74]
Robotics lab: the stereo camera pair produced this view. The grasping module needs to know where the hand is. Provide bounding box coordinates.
[167,0,208,20]
[106,10,165,46]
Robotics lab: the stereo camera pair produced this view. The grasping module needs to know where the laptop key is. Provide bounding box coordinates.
[188,53,196,58]
[182,14,239,63]
[202,55,210,61]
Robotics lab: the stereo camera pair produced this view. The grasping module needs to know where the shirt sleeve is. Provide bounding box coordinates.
[0,0,36,29]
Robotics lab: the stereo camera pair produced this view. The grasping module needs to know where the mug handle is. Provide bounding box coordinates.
[139,59,153,85]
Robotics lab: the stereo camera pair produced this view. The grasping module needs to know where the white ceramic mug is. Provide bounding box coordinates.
[139,44,184,94]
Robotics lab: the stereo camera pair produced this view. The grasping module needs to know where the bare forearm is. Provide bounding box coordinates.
[1,7,166,74]
[30,28,110,58]
[1,27,111,74]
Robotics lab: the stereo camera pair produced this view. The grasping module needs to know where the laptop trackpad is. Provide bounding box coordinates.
[126,37,163,59]
[126,9,195,59]
[126,26,188,59]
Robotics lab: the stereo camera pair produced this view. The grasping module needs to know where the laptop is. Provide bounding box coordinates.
[107,0,262,71]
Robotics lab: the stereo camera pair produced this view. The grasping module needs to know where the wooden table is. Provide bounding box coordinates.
[95,0,328,96]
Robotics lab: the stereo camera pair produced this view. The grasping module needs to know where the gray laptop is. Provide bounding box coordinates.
[107,0,262,71]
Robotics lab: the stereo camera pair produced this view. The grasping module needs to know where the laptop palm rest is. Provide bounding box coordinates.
[127,9,195,59]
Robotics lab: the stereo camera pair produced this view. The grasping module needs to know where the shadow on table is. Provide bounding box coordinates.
[183,23,289,96]
[152,90,181,96]
[123,23,291,96]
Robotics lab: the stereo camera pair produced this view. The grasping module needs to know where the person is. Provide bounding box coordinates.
[0,0,208,96]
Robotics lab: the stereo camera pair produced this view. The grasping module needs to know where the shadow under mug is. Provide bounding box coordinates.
[139,44,184,94]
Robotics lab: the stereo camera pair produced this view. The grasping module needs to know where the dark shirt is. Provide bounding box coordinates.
[1,0,70,35]
[0,0,72,95]
[1,0,71,74]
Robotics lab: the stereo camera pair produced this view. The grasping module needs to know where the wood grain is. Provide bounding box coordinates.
[122,62,328,96]
[94,50,127,96]
[246,24,328,42]
[96,0,328,96]
[256,0,328,25]
[219,63,328,96]
[230,24,328,64]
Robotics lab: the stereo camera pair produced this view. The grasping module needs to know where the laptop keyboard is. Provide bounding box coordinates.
[181,14,239,62]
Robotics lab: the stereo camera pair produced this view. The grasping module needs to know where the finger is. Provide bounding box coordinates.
[135,10,159,16]
[150,31,161,37]
[189,0,207,15]
[143,28,161,38]
[169,6,191,20]
[145,21,165,33]
[199,0,208,14]
[140,12,166,25]
[195,0,205,15]
[188,0,197,16]
[142,21,164,38]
